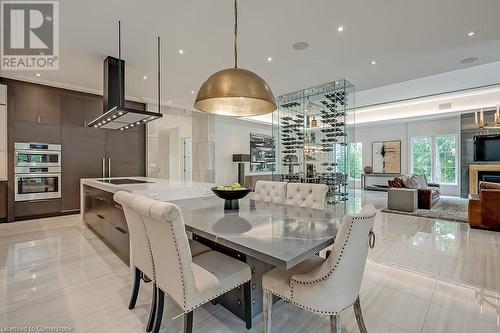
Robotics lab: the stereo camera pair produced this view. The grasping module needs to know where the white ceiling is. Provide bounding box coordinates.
[1,0,500,111]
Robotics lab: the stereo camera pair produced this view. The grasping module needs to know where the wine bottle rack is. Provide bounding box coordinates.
[272,80,355,206]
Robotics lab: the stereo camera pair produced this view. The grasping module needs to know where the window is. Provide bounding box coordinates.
[411,135,458,184]
[411,137,432,181]
[348,142,362,180]
[435,135,457,184]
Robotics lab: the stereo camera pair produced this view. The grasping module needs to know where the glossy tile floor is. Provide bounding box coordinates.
[0,191,499,333]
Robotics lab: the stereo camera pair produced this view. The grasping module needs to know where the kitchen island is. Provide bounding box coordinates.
[80,177,215,263]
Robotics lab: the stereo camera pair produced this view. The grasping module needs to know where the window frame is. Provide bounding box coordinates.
[434,134,458,185]
[410,136,433,182]
[410,134,458,185]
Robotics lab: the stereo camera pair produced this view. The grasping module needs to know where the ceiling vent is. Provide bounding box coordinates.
[439,103,452,110]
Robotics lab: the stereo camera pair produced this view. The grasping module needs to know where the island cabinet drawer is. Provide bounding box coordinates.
[83,185,130,264]
[110,203,128,231]
[109,224,130,264]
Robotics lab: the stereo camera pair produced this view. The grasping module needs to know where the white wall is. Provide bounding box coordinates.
[147,104,193,179]
[214,118,273,185]
[168,127,180,180]
[158,128,169,179]
[355,116,461,195]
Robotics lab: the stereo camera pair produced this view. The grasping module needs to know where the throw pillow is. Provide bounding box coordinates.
[402,175,420,189]
[388,177,403,188]
[414,175,428,188]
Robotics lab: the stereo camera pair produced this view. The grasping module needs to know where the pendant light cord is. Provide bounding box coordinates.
[118,20,122,106]
[157,36,161,114]
[118,21,121,59]
[234,0,238,68]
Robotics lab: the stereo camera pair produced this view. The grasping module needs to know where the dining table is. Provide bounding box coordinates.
[171,195,339,324]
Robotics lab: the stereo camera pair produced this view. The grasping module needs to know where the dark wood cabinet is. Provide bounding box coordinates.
[12,84,38,123]
[0,181,7,221]
[14,199,62,219]
[12,84,61,125]
[61,95,106,212]
[15,121,61,144]
[61,94,145,212]
[105,128,145,177]
[38,89,61,125]
[2,78,146,220]
[83,185,129,264]
[12,83,62,143]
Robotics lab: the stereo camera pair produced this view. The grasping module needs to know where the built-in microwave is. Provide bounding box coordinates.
[14,167,62,201]
[14,142,62,202]
[14,142,61,167]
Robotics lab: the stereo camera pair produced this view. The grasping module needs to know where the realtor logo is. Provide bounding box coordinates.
[1,1,59,70]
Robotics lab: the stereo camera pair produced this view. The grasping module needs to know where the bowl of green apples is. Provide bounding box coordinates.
[211,183,252,210]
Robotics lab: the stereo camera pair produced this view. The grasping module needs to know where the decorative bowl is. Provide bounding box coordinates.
[211,187,252,210]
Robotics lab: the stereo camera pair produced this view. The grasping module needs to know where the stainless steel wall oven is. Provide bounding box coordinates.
[14,143,62,201]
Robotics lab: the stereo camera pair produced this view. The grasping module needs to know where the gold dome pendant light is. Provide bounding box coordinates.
[194,0,276,116]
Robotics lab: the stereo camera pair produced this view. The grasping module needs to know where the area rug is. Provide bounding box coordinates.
[382,196,469,222]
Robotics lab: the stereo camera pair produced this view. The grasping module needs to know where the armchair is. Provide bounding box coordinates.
[468,182,500,231]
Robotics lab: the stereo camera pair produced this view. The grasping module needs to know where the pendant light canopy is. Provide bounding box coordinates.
[194,0,276,116]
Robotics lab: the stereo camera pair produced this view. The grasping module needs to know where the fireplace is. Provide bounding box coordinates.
[478,171,500,184]
[469,165,500,195]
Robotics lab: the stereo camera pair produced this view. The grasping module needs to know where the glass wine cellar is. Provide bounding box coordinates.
[272,80,355,206]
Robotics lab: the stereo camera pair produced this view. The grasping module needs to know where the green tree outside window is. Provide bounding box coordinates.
[412,137,432,181]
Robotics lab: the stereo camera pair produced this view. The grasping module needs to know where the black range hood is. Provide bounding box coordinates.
[88,22,163,131]
[87,56,162,130]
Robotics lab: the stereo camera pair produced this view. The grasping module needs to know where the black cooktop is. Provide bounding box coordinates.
[98,178,153,185]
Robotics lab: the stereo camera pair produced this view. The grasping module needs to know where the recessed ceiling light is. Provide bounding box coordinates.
[292,41,309,51]
[191,90,195,94]
[168,100,172,104]
[35,73,41,77]
[459,56,479,64]
[371,60,377,65]
[467,31,475,37]
[143,75,147,80]
[267,57,272,62]
[337,26,344,32]
[178,49,184,54]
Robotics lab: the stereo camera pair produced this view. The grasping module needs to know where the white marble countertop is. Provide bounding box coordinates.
[174,196,338,269]
[80,177,216,201]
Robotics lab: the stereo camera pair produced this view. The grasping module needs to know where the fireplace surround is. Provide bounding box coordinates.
[469,165,500,195]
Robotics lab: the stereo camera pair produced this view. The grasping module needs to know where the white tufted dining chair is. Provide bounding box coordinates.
[113,191,211,332]
[262,204,377,333]
[135,197,252,333]
[285,183,329,209]
[252,181,287,204]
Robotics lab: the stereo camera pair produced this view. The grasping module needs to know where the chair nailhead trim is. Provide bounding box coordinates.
[184,278,251,313]
[263,288,356,316]
[290,214,375,286]
[263,213,376,315]
[168,222,188,309]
